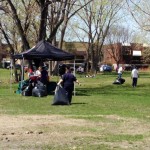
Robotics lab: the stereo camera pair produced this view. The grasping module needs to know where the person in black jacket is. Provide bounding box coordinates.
[57,66,80,104]
[40,66,48,85]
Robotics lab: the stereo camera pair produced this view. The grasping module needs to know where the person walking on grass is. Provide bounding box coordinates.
[131,66,139,88]
[57,66,80,104]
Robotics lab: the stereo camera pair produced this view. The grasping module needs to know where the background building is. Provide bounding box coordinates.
[102,43,149,70]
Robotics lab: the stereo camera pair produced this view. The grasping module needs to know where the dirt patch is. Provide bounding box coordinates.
[0,115,150,149]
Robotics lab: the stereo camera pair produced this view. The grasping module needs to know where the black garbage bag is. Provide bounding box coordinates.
[52,85,69,105]
[113,78,125,85]
[47,81,57,94]
[22,83,33,96]
[113,79,120,84]
[32,81,47,97]
[119,78,125,84]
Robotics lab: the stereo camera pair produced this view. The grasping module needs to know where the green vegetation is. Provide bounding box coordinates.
[0,69,150,119]
[0,69,150,149]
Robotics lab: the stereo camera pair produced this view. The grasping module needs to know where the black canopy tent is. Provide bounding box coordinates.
[13,40,75,61]
[12,40,76,94]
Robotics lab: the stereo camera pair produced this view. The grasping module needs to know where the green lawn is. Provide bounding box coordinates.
[0,69,150,119]
[0,69,150,149]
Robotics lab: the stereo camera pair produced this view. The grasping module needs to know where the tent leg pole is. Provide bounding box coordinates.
[57,61,59,82]
[74,59,75,96]
[21,57,24,89]
[10,59,13,93]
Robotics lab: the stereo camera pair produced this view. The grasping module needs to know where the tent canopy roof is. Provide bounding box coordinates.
[13,40,75,61]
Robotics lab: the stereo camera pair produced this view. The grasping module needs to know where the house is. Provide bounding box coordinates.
[102,43,149,70]
[63,41,87,62]
[1,41,149,71]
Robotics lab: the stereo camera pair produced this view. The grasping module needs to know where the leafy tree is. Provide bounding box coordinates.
[143,47,150,64]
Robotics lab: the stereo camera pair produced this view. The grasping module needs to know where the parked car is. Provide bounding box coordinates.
[76,66,84,74]
[2,61,11,69]
[8,64,21,69]
[100,65,112,72]
[2,61,21,70]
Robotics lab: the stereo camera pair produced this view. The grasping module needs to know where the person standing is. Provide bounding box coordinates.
[131,66,139,87]
[57,66,80,104]
[118,65,123,79]
[40,66,48,85]
[27,68,34,78]
[35,66,42,79]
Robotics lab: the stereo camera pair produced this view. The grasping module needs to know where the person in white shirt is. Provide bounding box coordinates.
[118,66,123,79]
[131,66,139,87]
[35,67,41,78]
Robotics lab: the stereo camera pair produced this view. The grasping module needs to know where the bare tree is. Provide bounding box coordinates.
[57,0,92,49]
[0,0,126,77]
[125,0,150,65]
[0,0,40,80]
[45,0,92,74]
[6,0,30,50]
[126,0,150,31]
[77,0,125,73]
[0,22,19,81]
[0,0,93,76]
[105,25,135,69]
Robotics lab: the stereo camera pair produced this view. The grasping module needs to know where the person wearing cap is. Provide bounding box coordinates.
[131,66,139,87]
[57,66,80,104]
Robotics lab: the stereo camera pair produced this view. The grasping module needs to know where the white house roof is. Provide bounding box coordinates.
[122,43,131,46]
[133,50,142,56]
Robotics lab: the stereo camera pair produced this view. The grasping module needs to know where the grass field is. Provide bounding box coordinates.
[0,68,150,149]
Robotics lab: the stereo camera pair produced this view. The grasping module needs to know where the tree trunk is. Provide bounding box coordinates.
[7,0,30,50]
[38,0,48,41]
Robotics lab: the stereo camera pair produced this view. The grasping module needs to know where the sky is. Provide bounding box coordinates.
[63,0,150,44]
